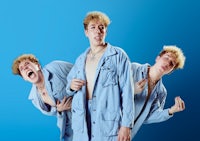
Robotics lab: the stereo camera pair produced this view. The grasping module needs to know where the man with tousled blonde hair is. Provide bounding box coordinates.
[66,11,134,141]
[131,45,186,140]
[12,54,73,141]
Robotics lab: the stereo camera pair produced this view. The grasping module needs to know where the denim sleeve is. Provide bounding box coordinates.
[118,54,135,128]
[144,90,172,124]
[65,59,80,96]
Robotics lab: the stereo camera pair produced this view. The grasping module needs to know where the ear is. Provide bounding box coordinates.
[34,64,41,71]
[84,29,88,37]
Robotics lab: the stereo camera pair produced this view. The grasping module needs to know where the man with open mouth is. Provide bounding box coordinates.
[12,54,73,141]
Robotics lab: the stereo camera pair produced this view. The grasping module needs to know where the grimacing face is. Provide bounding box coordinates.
[85,20,107,47]
[18,59,41,84]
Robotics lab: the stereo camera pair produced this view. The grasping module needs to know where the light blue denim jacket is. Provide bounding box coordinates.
[131,62,173,139]
[28,61,73,141]
[66,43,134,141]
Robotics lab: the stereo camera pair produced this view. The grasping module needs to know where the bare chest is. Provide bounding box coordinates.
[38,88,56,107]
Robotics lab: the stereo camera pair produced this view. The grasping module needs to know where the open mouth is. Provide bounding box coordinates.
[28,71,34,78]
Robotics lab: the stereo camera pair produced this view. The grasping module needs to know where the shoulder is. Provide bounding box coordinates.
[132,62,149,69]
[44,60,73,73]
[45,61,72,68]
[107,43,130,61]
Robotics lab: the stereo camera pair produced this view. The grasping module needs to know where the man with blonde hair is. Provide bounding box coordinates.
[12,54,73,141]
[131,45,186,140]
[66,11,134,141]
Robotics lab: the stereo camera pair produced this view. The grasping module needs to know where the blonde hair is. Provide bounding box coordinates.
[83,11,111,30]
[159,45,186,69]
[12,54,39,75]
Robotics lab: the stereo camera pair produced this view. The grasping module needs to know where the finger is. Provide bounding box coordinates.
[65,97,72,104]
[178,97,185,110]
[71,84,79,91]
[175,97,185,111]
[137,79,147,89]
[73,79,85,84]
[141,79,147,86]
[181,101,185,109]
[175,97,179,105]
[56,100,60,105]
[138,79,146,85]
[61,97,67,104]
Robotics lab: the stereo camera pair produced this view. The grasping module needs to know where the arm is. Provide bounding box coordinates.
[65,57,86,97]
[117,51,134,141]
[144,90,171,124]
[29,87,57,116]
[31,99,57,116]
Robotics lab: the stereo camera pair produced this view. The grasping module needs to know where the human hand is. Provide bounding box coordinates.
[117,126,131,141]
[169,96,185,115]
[56,96,72,112]
[70,78,85,91]
[134,79,147,94]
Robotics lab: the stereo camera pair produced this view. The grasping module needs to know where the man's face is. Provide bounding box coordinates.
[155,52,177,74]
[85,20,107,47]
[18,59,40,84]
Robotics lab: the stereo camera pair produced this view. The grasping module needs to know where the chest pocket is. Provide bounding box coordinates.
[100,60,118,87]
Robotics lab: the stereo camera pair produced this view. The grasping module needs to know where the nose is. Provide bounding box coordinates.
[95,27,101,33]
[22,65,29,71]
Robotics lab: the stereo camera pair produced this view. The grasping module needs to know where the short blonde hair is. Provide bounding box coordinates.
[159,45,186,69]
[83,11,111,30]
[12,54,39,75]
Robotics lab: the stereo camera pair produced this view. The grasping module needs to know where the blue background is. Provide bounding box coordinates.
[0,0,199,140]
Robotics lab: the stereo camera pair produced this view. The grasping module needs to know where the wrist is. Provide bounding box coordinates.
[168,108,173,115]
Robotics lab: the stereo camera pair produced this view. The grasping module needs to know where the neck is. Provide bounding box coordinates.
[90,43,107,51]
[149,66,161,83]
[35,73,45,90]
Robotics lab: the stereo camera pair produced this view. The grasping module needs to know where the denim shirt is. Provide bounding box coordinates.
[131,62,173,139]
[28,61,73,141]
[66,43,134,141]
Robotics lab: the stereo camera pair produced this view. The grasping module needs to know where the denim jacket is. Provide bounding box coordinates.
[131,63,173,139]
[28,61,73,141]
[66,43,134,141]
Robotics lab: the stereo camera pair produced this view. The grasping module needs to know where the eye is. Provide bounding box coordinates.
[169,61,174,67]
[89,26,95,30]
[99,25,105,30]
[170,61,176,67]
[25,62,29,65]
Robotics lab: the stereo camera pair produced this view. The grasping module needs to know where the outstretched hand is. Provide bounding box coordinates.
[169,96,185,115]
[56,96,72,112]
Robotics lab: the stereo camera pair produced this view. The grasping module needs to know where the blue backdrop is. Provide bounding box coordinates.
[0,0,199,140]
